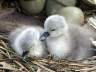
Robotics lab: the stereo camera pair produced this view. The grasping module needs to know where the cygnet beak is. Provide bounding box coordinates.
[40,32,50,41]
[22,51,29,57]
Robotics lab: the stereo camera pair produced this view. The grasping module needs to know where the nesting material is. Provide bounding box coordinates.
[86,16,96,46]
[82,0,96,6]
[87,16,96,29]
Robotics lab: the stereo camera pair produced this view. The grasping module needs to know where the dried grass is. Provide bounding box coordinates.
[0,35,95,72]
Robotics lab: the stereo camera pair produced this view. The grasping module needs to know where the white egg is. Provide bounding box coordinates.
[56,7,84,25]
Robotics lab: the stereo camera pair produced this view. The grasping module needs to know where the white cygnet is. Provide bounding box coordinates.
[40,15,94,60]
[9,25,47,59]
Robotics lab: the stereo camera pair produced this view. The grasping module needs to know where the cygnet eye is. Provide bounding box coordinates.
[51,29,55,31]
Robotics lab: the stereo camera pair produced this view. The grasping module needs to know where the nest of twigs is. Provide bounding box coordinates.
[0,0,96,72]
[0,35,96,72]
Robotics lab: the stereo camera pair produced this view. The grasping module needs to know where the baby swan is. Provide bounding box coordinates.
[40,15,94,60]
[9,25,47,59]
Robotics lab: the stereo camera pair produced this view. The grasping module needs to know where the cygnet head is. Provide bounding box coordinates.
[40,15,68,40]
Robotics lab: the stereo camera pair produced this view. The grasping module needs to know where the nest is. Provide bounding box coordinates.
[0,0,96,72]
[0,35,96,72]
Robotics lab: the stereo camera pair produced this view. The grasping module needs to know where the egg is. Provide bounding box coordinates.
[46,0,84,25]
[46,0,76,15]
[47,6,84,25]
[18,0,45,14]
[56,7,84,25]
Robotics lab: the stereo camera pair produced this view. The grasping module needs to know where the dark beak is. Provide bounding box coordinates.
[40,32,50,41]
